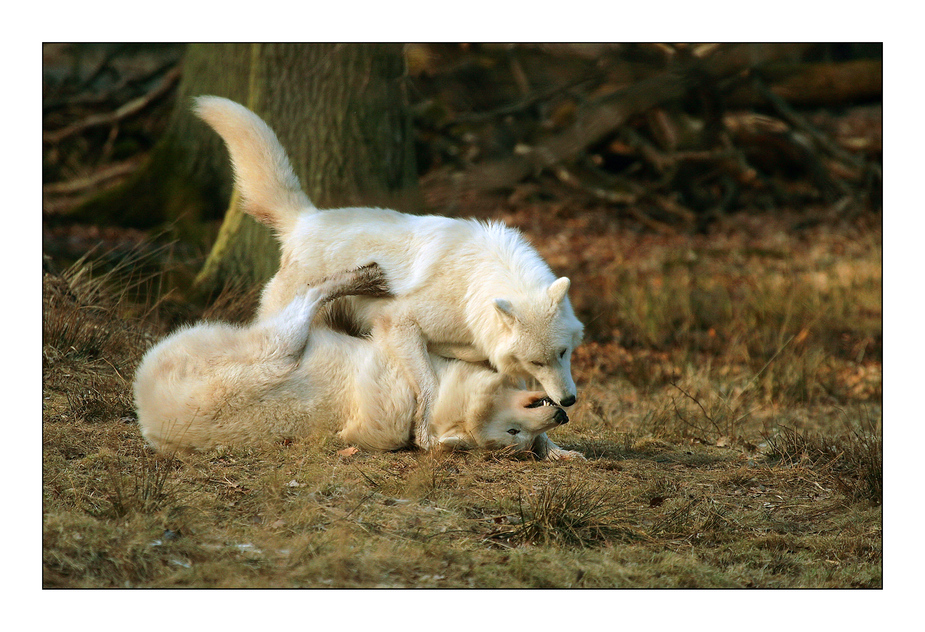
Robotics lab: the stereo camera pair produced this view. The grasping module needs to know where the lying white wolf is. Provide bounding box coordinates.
[194,96,584,448]
[134,265,580,459]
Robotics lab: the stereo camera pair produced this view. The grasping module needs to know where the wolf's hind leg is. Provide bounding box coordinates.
[258,263,391,360]
[313,262,391,307]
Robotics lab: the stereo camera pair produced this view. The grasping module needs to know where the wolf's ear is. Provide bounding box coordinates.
[494,298,519,328]
[548,277,571,305]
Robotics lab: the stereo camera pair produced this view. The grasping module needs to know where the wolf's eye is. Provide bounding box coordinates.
[558,348,567,359]
[530,360,544,367]
[507,428,520,435]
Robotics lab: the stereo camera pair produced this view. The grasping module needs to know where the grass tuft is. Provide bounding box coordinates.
[95,447,183,518]
[490,479,642,548]
[763,417,882,505]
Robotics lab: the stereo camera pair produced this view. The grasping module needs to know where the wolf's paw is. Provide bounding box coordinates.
[545,448,586,461]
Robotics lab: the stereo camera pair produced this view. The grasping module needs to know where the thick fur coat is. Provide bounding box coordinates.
[194,97,585,448]
[134,266,579,459]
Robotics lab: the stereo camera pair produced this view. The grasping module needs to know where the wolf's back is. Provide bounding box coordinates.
[194,96,311,236]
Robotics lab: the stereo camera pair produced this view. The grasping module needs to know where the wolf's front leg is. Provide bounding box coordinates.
[532,433,586,461]
[377,312,439,450]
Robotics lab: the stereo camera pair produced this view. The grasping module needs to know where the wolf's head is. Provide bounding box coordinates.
[490,277,584,408]
[436,385,569,455]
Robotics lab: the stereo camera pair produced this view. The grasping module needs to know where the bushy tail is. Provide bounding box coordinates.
[193,96,313,237]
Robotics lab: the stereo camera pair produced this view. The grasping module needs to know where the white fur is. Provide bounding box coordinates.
[194,97,585,447]
[133,267,582,459]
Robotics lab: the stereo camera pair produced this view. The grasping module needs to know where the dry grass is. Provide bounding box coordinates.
[42,212,881,588]
[763,416,882,505]
[486,478,644,548]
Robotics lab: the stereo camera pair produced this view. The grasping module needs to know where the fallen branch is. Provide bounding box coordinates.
[463,44,811,191]
[43,66,181,145]
[449,75,597,127]
[43,58,182,113]
[753,77,874,175]
[651,194,698,225]
[729,59,881,108]
[551,164,674,233]
[551,156,697,232]
[753,76,881,211]
[43,159,141,196]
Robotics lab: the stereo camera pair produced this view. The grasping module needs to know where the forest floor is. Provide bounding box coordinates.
[42,44,881,589]
[42,197,881,589]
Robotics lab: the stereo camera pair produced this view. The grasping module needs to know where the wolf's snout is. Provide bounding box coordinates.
[554,408,569,425]
[558,394,576,407]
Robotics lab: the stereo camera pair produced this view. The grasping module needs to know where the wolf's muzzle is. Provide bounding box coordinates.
[553,408,569,425]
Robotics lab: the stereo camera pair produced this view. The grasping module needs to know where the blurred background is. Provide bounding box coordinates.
[42,43,881,285]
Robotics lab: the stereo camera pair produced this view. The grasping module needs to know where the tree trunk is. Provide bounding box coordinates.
[71,44,252,235]
[75,43,419,295]
[195,43,420,294]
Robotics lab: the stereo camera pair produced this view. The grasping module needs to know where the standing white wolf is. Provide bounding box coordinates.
[193,96,584,448]
[134,265,578,458]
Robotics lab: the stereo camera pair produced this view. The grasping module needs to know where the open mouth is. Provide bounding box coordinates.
[527,397,569,425]
[526,396,556,409]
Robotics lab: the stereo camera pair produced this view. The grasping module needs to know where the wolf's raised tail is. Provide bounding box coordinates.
[193,96,312,237]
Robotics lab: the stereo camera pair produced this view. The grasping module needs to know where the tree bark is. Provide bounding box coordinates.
[75,43,419,295]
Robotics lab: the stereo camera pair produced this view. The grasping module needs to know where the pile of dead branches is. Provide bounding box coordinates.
[43,44,881,233]
[412,43,881,230]
[42,44,183,216]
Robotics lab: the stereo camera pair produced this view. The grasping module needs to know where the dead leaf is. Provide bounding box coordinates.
[337,446,359,457]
